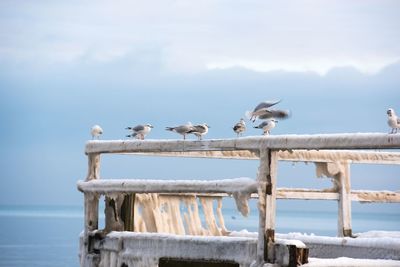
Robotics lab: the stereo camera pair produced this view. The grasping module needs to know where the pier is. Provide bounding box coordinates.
[78,133,400,267]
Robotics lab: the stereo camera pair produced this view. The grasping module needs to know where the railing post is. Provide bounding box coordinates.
[86,153,100,180]
[256,149,276,265]
[338,161,352,237]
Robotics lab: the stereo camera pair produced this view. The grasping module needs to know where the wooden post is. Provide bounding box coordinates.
[86,153,100,181]
[121,193,136,231]
[84,193,99,233]
[266,151,277,262]
[256,149,276,265]
[337,161,352,237]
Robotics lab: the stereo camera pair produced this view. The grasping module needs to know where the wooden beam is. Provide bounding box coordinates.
[85,133,400,154]
[77,178,258,195]
[113,150,400,165]
[351,190,400,203]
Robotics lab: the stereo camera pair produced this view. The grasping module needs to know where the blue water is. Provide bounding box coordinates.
[0,204,399,267]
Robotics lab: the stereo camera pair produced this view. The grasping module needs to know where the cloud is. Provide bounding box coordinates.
[0,1,399,75]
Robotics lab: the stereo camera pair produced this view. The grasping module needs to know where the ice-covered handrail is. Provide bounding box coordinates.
[77,177,257,194]
[85,133,400,154]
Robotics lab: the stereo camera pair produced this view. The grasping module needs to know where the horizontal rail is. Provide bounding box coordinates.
[117,150,400,164]
[78,180,400,203]
[77,178,257,194]
[85,133,400,154]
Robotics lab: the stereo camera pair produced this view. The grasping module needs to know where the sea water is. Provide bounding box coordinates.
[0,203,399,267]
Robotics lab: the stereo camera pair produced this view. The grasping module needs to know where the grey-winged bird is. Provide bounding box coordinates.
[189,123,210,140]
[166,123,195,140]
[91,125,103,139]
[246,100,290,122]
[233,118,246,137]
[126,124,153,140]
[254,119,277,135]
[387,108,400,134]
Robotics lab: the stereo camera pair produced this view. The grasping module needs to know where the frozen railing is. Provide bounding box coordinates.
[78,133,400,266]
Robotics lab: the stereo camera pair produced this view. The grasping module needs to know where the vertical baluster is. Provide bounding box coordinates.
[338,161,352,237]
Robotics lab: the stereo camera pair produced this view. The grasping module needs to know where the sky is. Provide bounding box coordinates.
[0,0,399,212]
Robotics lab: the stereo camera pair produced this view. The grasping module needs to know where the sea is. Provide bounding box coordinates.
[0,203,399,267]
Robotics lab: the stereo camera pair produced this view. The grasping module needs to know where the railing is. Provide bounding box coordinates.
[78,133,400,266]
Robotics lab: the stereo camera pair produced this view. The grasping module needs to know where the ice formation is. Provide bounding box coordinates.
[133,194,230,236]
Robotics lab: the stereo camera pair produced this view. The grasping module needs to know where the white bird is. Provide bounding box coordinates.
[126,124,153,140]
[254,119,277,135]
[91,125,103,139]
[166,123,195,140]
[246,100,290,122]
[233,118,246,137]
[189,123,210,140]
[387,108,400,134]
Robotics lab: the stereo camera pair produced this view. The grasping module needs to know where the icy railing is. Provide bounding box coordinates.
[78,133,400,266]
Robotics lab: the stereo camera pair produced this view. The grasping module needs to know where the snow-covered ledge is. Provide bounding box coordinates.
[85,133,400,154]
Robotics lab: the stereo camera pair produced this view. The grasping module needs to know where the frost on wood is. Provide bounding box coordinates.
[133,194,230,236]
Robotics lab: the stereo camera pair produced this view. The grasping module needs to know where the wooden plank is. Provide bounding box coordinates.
[85,133,400,154]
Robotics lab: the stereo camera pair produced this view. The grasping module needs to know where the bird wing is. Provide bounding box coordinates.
[397,118,400,124]
[253,100,281,112]
[189,125,206,133]
[259,109,290,120]
[256,121,270,128]
[132,125,145,131]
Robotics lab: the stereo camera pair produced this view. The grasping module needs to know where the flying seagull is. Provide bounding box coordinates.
[246,100,290,122]
[189,123,210,140]
[233,118,246,137]
[254,119,278,135]
[126,124,153,140]
[91,125,103,139]
[387,108,400,134]
[166,123,195,140]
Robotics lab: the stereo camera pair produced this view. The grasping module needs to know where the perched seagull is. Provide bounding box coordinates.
[165,123,195,140]
[126,124,153,140]
[246,100,290,122]
[254,119,278,135]
[387,108,400,134]
[233,118,246,137]
[91,125,103,139]
[189,123,210,140]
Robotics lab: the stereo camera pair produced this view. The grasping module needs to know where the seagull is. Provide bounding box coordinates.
[189,123,210,140]
[254,119,278,135]
[246,100,290,122]
[387,108,400,134]
[126,124,153,140]
[233,118,246,137]
[165,123,195,140]
[91,125,103,139]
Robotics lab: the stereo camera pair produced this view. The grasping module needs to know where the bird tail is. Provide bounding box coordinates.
[126,127,132,130]
[165,127,174,131]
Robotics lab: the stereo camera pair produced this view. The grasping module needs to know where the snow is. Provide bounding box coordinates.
[304,257,400,267]
[99,232,258,267]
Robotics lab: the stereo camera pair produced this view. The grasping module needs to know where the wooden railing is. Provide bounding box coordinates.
[78,133,400,266]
